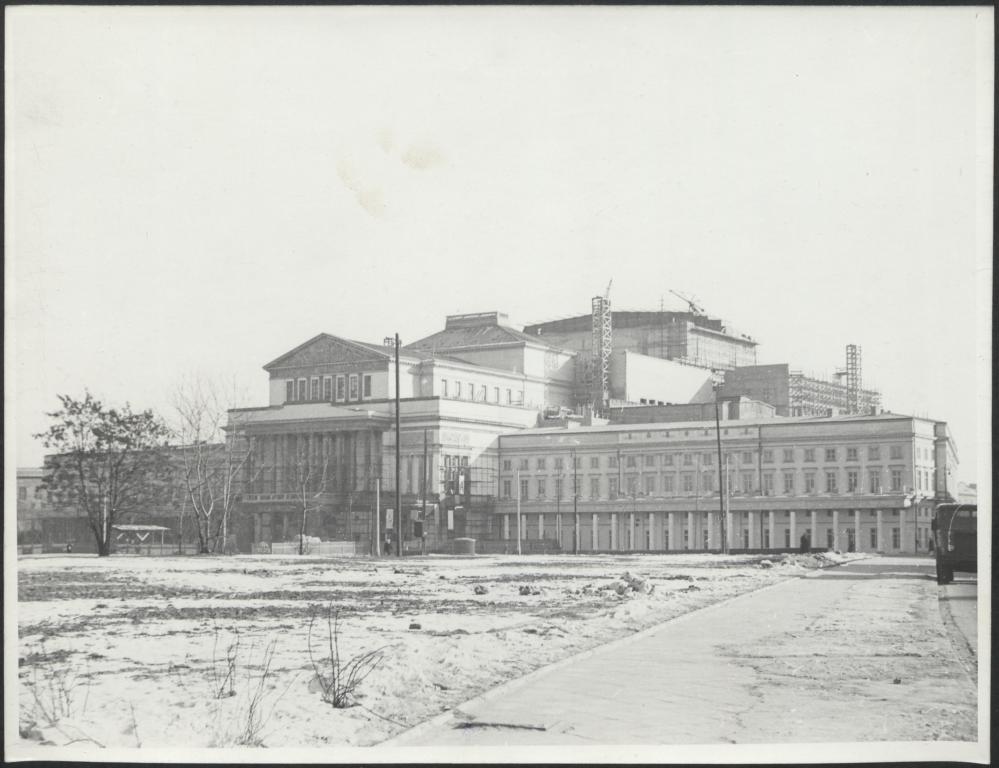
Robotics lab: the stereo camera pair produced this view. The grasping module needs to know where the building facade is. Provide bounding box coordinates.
[720,364,882,417]
[491,414,957,555]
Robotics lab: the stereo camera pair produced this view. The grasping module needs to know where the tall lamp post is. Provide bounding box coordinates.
[713,374,728,554]
[572,446,579,554]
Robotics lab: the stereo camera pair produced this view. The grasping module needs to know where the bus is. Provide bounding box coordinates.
[931,502,977,585]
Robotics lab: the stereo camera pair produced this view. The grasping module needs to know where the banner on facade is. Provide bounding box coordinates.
[447,507,454,531]
[386,508,394,529]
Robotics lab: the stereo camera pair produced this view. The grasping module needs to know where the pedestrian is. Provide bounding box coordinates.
[384,535,392,556]
[65,542,73,554]
[799,531,809,554]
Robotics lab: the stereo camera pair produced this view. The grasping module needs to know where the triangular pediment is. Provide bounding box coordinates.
[264,334,390,371]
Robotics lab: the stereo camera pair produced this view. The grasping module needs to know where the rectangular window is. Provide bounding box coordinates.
[323,376,333,401]
[506,389,512,404]
[363,375,372,398]
[891,527,900,549]
[702,452,713,466]
[311,377,320,400]
[455,381,462,399]
[590,456,600,469]
[825,471,838,493]
[590,478,600,498]
[554,457,564,471]
[286,380,295,402]
[702,473,714,492]
[335,375,346,401]
[682,474,694,494]
[847,447,858,462]
[891,469,903,492]
[825,448,837,462]
[741,472,754,493]
[868,446,880,461]
[847,470,859,492]
[518,458,529,471]
[494,387,500,403]
[627,477,638,496]
[870,528,877,549]
[478,386,487,402]
[783,448,794,463]
[645,475,656,494]
[536,458,546,470]
[609,477,619,497]
[574,456,581,469]
[555,477,563,499]
[889,445,903,460]
[783,472,794,494]
[516,390,524,405]
[467,383,474,401]
[663,475,674,495]
[805,473,816,494]
[297,378,307,401]
[683,453,693,466]
[742,451,753,464]
[784,528,791,547]
[763,473,774,494]
[804,448,815,462]
[663,454,674,466]
[348,374,359,400]
[762,449,774,463]
[442,379,449,397]
[502,459,512,471]
[826,529,834,549]
[520,479,529,500]
[645,455,655,467]
[869,471,881,494]
[626,455,636,468]
[502,480,512,498]
[537,479,546,498]
[608,455,619,468]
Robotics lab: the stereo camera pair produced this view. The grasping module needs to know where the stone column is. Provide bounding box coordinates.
[832,510,840,550]
[556,513,562,545]
[611,513,618,551]
[592,513,599,552]
[768,511,776,551]
[503,514,510,540]
[668,512,676,551]
[687,511,695,550]
[854,509,862,552]
[629,512,635,551]
[748,511,758,549]
[876,509,884,551]
[538,513,545,541]
[789,510,797,550]
[810,510,818,550]
[648,512,655,550]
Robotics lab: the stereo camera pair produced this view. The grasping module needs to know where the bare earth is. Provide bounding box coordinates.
[15,552,975,753]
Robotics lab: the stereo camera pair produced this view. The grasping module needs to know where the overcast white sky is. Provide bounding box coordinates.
[5,6,993,482]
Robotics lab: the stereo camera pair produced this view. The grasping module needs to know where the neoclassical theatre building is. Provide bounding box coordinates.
[226,310,960,555]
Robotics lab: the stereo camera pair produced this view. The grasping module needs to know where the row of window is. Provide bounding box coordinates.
[286,374,373,404]
[440,379,524,406]
[502,467,909,500]
[503,444,909,473]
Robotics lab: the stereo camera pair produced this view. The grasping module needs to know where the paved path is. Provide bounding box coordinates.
[938,573,979,668]
[386,556,977,746]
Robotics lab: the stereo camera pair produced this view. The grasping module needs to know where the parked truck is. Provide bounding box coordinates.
[931,502,977,585]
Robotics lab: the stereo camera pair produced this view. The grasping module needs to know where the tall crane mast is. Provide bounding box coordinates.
[591,280,613,416]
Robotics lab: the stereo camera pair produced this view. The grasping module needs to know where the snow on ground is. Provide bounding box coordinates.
[15,550,862,749]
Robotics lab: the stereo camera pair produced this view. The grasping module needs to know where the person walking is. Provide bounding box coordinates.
[799,531,810,554]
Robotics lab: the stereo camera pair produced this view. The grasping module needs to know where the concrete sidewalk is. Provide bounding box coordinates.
[384,556,977,746]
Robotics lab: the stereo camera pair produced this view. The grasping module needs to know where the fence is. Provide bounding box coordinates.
[266,540,367,557]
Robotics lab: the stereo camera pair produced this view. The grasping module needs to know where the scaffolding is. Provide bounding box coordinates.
[591,294,612,414]
[846,344,861,415]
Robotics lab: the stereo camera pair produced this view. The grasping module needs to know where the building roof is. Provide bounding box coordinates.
[405,315,569,355]
[263,333,392,371]
[500,411,927,438]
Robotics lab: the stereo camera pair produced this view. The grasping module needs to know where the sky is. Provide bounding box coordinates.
[5,6,993,483]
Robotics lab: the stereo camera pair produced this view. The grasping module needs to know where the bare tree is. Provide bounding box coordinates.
[173,377,254,554]
[35,393,172,556]
[289,433,333,555]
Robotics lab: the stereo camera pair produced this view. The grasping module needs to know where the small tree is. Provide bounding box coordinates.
[290,434,332,555]
[35,393,172,556]
[173,377,254,554]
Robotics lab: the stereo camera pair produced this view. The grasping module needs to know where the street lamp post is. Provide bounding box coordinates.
[572,447,579,554]
[713,376,728,554]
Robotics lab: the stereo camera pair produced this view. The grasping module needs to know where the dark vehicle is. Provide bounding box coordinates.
[931,503,977,584]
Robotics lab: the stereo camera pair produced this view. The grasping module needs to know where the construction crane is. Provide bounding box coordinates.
[669,289,705,316]
[591,279,613,416]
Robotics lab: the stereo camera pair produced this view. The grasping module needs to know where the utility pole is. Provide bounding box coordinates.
[572,447,579,554]
[714,381,728,554]
[422,428,428,555]
[394,333,401,557]
[374,478,380,557]
[516,469,522,555]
